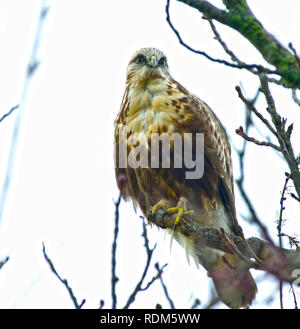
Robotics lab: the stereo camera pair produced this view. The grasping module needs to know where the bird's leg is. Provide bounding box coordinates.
[168,197,194,232]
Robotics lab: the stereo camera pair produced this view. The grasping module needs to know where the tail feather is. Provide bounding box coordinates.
[209,265,257,309]
[172,231,257,308]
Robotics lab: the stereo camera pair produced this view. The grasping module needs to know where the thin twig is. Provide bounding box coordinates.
[259,74,300,199]
[277,173,290,309]
[0,0,50,225]
[0,105,19,123]
[0,256,9,270]
[206,16,290,88]
[235,126,281,151]
[235,85,278,137]
[123,218,157,309]
[289,282,298,309]
[155,263,175,309]
[206,17,252,69]
[292,89,300,107]
[42,242,85,309]
[191,298,201,309]
[266,77,290,88]
[234,87,275,244]
[99,300,105,309]
[111,173,128,309]
[279,280,284,309]
[165,0,278,75]
[141,263,168,292]
[278,173,290,249]
[290,193,300,203]
[111,191,121,309]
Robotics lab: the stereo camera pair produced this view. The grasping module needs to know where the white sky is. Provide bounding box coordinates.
[0,0,299,309]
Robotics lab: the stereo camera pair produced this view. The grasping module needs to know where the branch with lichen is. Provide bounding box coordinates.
[147,208,300,283]
[176,0,300,88]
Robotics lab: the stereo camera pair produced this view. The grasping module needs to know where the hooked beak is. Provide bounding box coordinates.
[149,55,158,68]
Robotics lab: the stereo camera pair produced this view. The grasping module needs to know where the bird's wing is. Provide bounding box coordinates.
[172,80,238,231]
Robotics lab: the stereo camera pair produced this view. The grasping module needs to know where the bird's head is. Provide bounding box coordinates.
[126,47,171,87]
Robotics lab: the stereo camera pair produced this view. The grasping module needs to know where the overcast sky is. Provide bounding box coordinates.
[0,0,299,309]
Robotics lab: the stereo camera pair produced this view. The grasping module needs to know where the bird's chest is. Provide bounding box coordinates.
[125,84,178,139]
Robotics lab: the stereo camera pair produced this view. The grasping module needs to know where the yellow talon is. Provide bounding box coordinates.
[151,200,193,232]
[167,207,193,231]
[152,199,169,216]
[151,204,159,214]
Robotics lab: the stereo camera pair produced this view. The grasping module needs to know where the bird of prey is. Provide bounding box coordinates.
[114,47,257,308]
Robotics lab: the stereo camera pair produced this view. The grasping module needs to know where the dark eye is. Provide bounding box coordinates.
[135,54,146,64]
[158,57,167,66]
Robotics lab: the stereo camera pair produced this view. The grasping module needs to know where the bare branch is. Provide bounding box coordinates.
[165,0,278,75]
[259,74,300,199]
[123,218,158,309]
[205,17,243,65]
[0,256,9,270]
[235,78,300,200]
[290,193,300,203]
[155,262,175,309]
[111,190,122,309]
[234,89,262,220]
[191,298,201,309]
[0,105,19,123]
[290,282,299,309]
[42,242,85,309]
[292,89,300,107]
[0,0,50,225]
[278,173,291,249]
[235,86,278,137]
[204,15,292,88]
[141,263,168,292]
[99,300,105,309]
[234,87,285,244]
[235,126,281,151]
[266,77,290,88]
[277,172,291,309]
